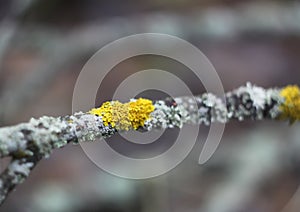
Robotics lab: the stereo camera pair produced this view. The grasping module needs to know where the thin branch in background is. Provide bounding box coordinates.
[0,24,122,125]
[199,132,282,212]
[0,36,96,125]
[1,1,299,124]
[0,0,36,75]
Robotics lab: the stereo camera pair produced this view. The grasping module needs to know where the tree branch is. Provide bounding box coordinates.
[0,83,297,205]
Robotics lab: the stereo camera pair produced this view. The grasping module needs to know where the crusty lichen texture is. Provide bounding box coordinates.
[88,84,293,132]
[89,98,155,130]
[280,85,300,123]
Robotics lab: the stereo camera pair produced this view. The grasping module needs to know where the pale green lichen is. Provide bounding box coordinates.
[69,112,116,142]
[0,126,28,157]
[25,116,76,157]
[144,100,190,130]
[8,160,33,184]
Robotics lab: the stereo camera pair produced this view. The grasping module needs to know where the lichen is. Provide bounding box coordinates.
[8,160,33,184]
[89,98,155,131]
[280,85,300,123]
[226,83,282,121]
[111,101,131,130]
[89,102,113,127]
[128,98,155,129]
[69,112,116,142]
[28,116,69,157]
[144,100,189,130]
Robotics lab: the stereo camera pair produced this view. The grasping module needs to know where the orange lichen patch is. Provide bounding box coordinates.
[89,98,155,130]
[280,85,300,123]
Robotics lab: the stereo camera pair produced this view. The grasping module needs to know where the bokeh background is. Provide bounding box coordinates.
[1,0,300,211]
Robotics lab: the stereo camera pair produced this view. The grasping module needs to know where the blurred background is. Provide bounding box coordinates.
[1,0,300,211]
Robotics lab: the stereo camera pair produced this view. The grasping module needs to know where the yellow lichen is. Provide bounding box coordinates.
[89,102,113,127]
[111,101,131,131]
[89,98,155,130]
[128,98,155,130]
[280,85,300,123]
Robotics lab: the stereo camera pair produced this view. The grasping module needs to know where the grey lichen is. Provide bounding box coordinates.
[69,112,116,142]
[144,100,190,130]
[226,83,282,121]
[8,160,34,184]
[0,126,28,157]
[145,83,282,131]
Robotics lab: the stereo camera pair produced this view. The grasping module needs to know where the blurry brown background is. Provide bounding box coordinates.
[1,0,300,211]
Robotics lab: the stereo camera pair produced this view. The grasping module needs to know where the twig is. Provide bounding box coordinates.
[0,83,297,204]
